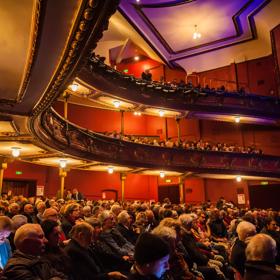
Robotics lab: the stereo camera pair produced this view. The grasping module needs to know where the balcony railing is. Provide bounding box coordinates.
[30,108,280,178]
[77,56,280,120]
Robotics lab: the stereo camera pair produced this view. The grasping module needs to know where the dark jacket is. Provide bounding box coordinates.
[128,265,164,280]
[244,260,280,280]
[230,238,246,276]
[116,223,138,245]
[1,250,67,280]
[64,239,108,280]
[71,192,84,201]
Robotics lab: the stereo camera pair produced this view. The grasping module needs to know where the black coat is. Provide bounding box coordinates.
[244,260,280,280]
[116,223,138,245]
[2,250,67,280]
[64,239,108,280]
[230,238,246,276]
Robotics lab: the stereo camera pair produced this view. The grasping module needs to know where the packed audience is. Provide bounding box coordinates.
[101,131,263,155]
[0,191,279,280]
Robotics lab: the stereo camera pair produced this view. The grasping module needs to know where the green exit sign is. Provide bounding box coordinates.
[15,171,23,175]
[260,181,268,185]
[123,69,128,73]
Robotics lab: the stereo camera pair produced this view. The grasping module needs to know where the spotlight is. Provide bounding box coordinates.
[70,83,78,92]
[59,159,67,169]
[113,100,120,108]
[159,171,165,178]
[193,25,202,40]
[159,110,165,117]
[108,167,114,174]
[234,116,240,123]
[236,176,242,182]
[11,147,21,158]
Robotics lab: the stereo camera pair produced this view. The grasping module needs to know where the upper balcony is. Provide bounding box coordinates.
[76,55,280,126]
[30,107,280,180]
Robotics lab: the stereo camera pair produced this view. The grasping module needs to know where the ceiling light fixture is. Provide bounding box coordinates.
[134,111,142,116]
[236,175,242,182]
[159,171,165,178]
[113,100,120,108]
[70,83,79,92]
[159,110,165,117]
[108,167,114,174]
[234,116,240,123]
[134,56,140,61]
[59,159,67,169]
[11,147,21,158]
[193,25,201,40]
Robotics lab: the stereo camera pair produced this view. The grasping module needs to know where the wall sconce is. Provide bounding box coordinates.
[11,147,21,158]
[193,25,202,40]
[134,111,142,116]
[159,110,165,117]
[59,159,67,169]
[108,166,114,174]
[159,171,165,178]
[134,56,140,61]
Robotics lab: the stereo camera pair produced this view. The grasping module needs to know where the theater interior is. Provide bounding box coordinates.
[1,0,280,209]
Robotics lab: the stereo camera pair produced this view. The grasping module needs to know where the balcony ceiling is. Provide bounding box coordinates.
[95,0,280,72]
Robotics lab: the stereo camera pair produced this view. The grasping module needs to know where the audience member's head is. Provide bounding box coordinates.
[11,215,28,231]
[42,208,59,222]
[14,223,47,256]
[134,232,170,278]
[0,216,13,242]
[246,233,277,263]
[41,219,60,249]
[69,222,93,248]
[98,210,115,230]
[23,204,34,214]
[236,221,256,243]
[179,214,193,230]
[117,210,131,227]
[8,203,20,216]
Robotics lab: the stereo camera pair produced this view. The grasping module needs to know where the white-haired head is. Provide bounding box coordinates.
[236,221,256,242]
[179,214,193,230]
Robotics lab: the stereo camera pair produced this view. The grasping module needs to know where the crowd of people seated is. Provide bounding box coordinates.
[90,54,278,102]
[0,191,279,279]
[100,131,263,155]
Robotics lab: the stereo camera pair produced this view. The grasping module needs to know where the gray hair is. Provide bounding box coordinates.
[179,214,193,227]
[98,210,112,225]
[152,226,177,240]
[117,210,130,224]
[246,233,277,262]
[236,221,256,241]
[12,215,28,230]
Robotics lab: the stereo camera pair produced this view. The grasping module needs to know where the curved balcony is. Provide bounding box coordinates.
[30,108,280,179]
[77,56,280,122]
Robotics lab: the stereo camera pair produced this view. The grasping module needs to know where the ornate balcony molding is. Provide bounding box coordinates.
[31,108,280,178]
[77,57,280,120]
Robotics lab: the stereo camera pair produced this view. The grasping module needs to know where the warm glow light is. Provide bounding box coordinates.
[159,171,165,178]
[70,83,78,92]
[193,25,202,40]
[236,176,242,182]
[159,110,165,117]
[59,159,67,169]
[108,167,114,174]
[134,56,140,61]
[234,116,240,123]
[136,0,140,3]
[11,147,21,157]
[113,100,120,108]
[134,111,142,116]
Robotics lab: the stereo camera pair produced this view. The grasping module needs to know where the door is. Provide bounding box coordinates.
[158,184,180,204]
[3,179,37,197]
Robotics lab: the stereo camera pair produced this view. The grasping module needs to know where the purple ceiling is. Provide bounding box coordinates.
[119,0,271,66]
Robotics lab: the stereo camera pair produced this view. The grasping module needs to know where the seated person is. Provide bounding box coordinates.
[2,223,67,279]
[141,69,152,81]
[230,221,256,277]
[0,216,13,269]
[244,233,280,280]
[128,232,170,280]
[64,222,126,280]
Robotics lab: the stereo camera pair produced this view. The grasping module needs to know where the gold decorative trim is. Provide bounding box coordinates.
[32,0,119,116]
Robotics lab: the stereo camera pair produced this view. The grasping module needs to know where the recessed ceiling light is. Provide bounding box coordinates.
[59,159,67,169]
[159,171,165,178]
[159,110,165,117]
[108,167,114,174]
[70,83,78,92]
[113,100,120,108]
[193,25,201,40]
[234,116,240,123]
[134,56,140,61]
[236,175,242,182]
[11,147,21,157]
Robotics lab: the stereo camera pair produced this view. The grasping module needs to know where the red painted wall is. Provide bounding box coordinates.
[195,55,277,96]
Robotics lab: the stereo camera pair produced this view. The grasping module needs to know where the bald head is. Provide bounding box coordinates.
[14,224,47,256]
[42,208,59,222]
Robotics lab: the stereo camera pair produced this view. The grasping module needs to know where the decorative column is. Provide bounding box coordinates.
[59,168,67,199]
[179,176,185,204]
[120,173,126,203]
[120,110,124,140]
[176,118,181,144]
[165,117,168,140]
[0,161,7,196]
[63,92,71,119]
